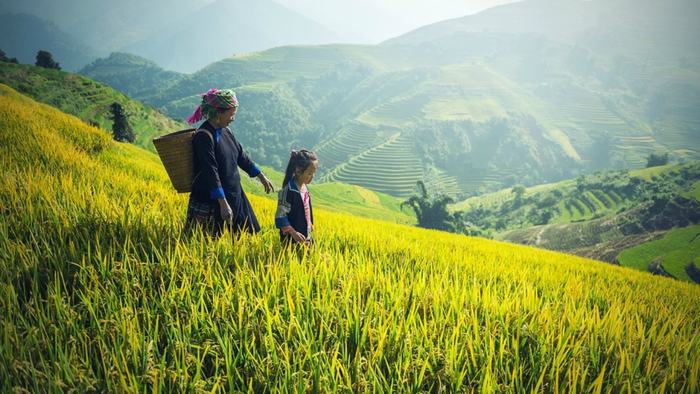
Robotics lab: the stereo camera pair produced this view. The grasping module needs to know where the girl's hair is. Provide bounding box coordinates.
[283,149,318,187]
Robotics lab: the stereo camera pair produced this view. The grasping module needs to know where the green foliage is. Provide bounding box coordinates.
[646,152,670,168]
[35,50,60,70]
[0,49,18,64]
[458,162,700,236]
[109,102,135,143]
[402,181,459,231]
[79,52,185,103]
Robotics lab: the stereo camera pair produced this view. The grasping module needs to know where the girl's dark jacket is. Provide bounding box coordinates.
[275,180,314,242]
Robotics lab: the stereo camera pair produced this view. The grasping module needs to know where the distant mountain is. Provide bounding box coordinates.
[0,0,213,56]
[1,0,339,73]
[122,0,340,73]
[0,13,98,71]
[79,52,186,104]
[387,0,700,64]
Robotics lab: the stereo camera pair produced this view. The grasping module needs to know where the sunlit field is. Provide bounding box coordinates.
[2,84,699,392]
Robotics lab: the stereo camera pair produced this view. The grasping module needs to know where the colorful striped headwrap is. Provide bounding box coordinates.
[187,88,239,125]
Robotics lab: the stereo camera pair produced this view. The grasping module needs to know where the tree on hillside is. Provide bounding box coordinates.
[0,49,19,64]
[35,50,61,70]
[646,152,669,168]
[109,102,135,143]
[401,181,458,232]
[511,185,526,208]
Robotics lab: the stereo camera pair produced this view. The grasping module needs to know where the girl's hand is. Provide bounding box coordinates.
[257,173,274,194]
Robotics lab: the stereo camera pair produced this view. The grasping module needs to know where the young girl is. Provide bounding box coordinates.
[275,149,318,245]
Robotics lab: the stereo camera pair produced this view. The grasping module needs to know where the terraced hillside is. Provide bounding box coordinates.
[422,167,463,198]
[314,121,394,169]
[453,163,700,282]
[313,62,575,197]
[322,132,424,197]
[452,165,693,225]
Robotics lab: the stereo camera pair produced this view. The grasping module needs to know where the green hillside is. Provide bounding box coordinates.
[454,162,700,282]
[78,52,185,103]
[0,61,186,152]
[3,77,700,393]
[617,225,700,282]
[455,163,700,228]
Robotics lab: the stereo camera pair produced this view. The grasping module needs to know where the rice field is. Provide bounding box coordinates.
[314,122,393,169]
[322,132,424,197]
[2,84,700,392]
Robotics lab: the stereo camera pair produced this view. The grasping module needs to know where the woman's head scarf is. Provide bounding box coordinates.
[187,88,239,125]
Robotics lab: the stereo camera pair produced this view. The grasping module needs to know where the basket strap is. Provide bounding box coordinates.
[194,128,214,144]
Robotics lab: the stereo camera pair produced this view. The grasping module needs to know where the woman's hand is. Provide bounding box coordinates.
[291,231,307,244]
[257,173,274,194]
[218,198,233,223]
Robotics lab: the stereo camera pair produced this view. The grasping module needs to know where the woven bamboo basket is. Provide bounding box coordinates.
[153,128,196,193]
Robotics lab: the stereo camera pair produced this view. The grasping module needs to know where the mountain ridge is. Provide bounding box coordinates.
[0,13,98,71]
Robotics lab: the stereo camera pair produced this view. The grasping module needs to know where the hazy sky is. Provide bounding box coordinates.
[274,0,522,43]
[0,0,521,45]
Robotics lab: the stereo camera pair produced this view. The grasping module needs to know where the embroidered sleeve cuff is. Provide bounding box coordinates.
[275,216,291,229]
[209,187,225,199]
[248,164,261,178]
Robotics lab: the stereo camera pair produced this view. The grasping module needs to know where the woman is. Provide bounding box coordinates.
[184,88,274,237]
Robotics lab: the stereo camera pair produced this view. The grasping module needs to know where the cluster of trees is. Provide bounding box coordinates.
[401,181,491,237]
[35,50,61,70]
[0,49,19,64]
[1,49,62,70]
[646,152,669,168]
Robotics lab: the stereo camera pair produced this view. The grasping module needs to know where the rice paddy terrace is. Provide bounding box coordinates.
[453,162,700,282]
[320,132,425,198]
[453,167,668,226]
[314,121,395,169]
[315,63,542,198]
